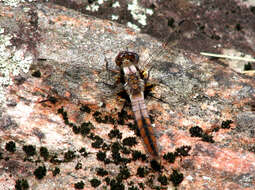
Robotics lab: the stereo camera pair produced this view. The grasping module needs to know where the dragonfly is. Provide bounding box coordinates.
[30,29,174,163]
[112,51,160,160]
[31,41,170,163]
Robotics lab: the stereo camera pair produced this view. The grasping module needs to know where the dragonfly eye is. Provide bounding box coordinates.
[115,51,139,66]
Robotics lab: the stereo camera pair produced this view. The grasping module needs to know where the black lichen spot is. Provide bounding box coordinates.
[22,145,36,157]
[163,152,176,163]
[169,170,184,186]
[244,62,252,71]
[93,111,103,123]
[96,151,106,161]
[108,129,122,139]
[52,167,60,176]
[96,168,108,176]
[49,154,62,164]
[64,150,76,162]
[111,142,131,164]
[132,150,147,161]
[137,167,148,178]
[15,179,29,190]
[88,132,95,140]
[57,107,69,125]
[201,133,215,143]
[175,146,191,157]
[104,177,110,185]
[117,166,130,181]
[92,111,114,124]
[117,109,129,125]
[80,104,91,113]
[221,120,233,129]
[109,116,116,124]
[189,126,203,137]
[158,174,168,186]
[111,142,121,152]
[121,157,132,164]
[104,158,111,164]
[74,181,84,189]
[122,137,137,147]
[121,146,131,155]
[34,165,46,179]
[91,135,104,148]
[5,141,16,153]
[40,147,49,161]
[190,126,214,143]
[150,160,161,172]
[75,162,82,170]
[72,125,80,134]
[0,152,3,160]
[80,122,93,136]
[102,143,110,151]
[110,179,125,190]
[127,122,139,133]
[112,152,121,164]
[79,147,88,157]
[31,70,41,78]
[111,142,122,164]
[104,115,115,124]
[90,178,101,187]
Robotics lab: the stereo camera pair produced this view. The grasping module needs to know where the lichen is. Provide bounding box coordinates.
[111,15,119,21]
[0,27,33,103]
[127,0,154,26]
[2,0,37,7]
[127,22,141,32]
[85,0,107,12]
[33,165,47,180]
[112,1,120,8]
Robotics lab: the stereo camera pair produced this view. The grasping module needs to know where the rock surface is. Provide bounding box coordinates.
[0,1,255,190]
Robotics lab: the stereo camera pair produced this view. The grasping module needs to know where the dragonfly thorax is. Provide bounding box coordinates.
[123,66,144,96]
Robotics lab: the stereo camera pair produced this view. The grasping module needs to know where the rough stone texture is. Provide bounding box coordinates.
[0,1,255,190]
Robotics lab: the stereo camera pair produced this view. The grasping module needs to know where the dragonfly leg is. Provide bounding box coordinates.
[105,56,120,76]
[144,82,170,105]
[147,94,170,105]
[144,65,154,83]
[96,56,121,88]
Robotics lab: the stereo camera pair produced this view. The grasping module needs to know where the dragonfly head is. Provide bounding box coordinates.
[115,51,139,67]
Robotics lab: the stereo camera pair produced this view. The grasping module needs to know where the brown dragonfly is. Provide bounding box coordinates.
[31,32,172,162]
[113,51,160,160]
[33,46,167,162]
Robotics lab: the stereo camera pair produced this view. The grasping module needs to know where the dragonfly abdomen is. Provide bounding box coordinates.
[137,116,159,159]
[131,96,159,159]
